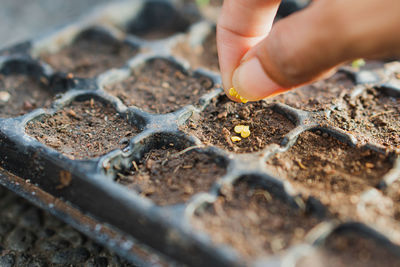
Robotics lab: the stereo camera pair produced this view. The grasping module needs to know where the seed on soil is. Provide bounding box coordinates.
[192,180,322,259]
[25,99,139,159]
[266,131,395,219]
[40,29,138,78]
[231,136,241,142]
[182,96,295,153]
[234,124,251,138]
[0,74,53,118]
[115,147,226,206]
[104,58,214,114]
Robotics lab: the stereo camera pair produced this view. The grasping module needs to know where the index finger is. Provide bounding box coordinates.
[217,0,281,101]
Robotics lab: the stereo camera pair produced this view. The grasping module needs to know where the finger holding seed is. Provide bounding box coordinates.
[229,87,249,103]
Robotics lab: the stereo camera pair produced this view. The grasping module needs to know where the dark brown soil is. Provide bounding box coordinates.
[127,2,195,40]
[266,131,394,218]
[326,87,400,152]
[40,31,138,78]
[297,232,400,267]
[266,72,354,111]
[192,180,321,258]
[0,74,52,118]
[172,30,219,71]
[116,147,226,206]
[104,58,214,114]
[25,99,138,160]
[182,96,295,153]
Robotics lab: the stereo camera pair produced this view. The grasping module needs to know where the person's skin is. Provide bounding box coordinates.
[218,0,400,102]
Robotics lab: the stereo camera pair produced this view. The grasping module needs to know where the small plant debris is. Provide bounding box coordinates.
[192,180,322,259]
[182,96,295,153]
[40,29,138,78]
[116,147,226,206]
[0,74,53,118]
[104,58,214,113]
[266,131,394,219]
[25,99,139,159]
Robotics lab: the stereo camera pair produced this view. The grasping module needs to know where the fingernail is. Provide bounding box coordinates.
[232,57,283,101]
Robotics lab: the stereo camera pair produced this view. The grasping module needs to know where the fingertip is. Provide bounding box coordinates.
[232,57,284,101]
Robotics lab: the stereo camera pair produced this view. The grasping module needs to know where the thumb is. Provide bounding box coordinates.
[232,0,400,101]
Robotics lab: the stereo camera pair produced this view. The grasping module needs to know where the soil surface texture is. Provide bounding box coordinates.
[172,30,219,72]
[25,99,138,160]
[193,180,321,258]
[104,58,214,113]
[0,74,52,118]
[266,72,354,112]
[297,231,400,267]
[183,96,295,153]
[116,147,226,206]
[0,186,135,267]
[266,131,394,218]
[40,30,138,78]
[326,87,400,152]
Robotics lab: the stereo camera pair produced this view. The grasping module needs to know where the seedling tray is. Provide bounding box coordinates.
[0,0,400,266]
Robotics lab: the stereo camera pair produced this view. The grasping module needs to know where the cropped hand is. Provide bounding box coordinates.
[217,0,400,101]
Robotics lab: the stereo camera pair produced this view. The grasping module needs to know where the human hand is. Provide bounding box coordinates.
[218,0,400,102]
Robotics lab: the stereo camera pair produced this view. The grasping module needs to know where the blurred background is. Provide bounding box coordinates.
[0,0,309,49]
[0,0,113,48]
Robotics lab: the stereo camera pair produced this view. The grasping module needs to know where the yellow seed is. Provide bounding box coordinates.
[234,125,245,134]
[241,127,250,138]
[229,87,237,97]
[231,136,242,142]
[229,87,249,103]
[240,97,249,103]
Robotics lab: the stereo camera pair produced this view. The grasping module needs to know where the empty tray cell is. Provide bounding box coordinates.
[116,147,227,206]
[297,230,400,267]
[266,131,394,218]
[0,74,52,118]
[327,87,400,151]
[192,179,322,259]
[40,28,138,78]
[126,1,198,40]
[104,58,214,114]
[172,28,219,71]
[265,72,354,112]
[182,96,296,153]
[25,98,139,160]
